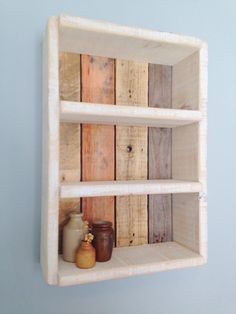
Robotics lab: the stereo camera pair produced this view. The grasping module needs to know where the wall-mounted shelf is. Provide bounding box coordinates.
[41,14,208,286]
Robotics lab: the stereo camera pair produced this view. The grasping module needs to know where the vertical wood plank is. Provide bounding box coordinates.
[148,64,172,243]
[116,60,148,247]
[41,17,59,284]
[81,55,115,225]
[59,52,81,253]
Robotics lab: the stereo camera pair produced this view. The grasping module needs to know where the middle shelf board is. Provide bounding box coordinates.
[60,180,201,198]
[60,101,202,128]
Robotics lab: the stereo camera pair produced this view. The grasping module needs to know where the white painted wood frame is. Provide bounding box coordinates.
[41,15,207,286]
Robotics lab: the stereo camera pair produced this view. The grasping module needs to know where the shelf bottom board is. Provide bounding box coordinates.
[58,242,204,286]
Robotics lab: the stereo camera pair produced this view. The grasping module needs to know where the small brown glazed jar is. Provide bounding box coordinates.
[92,221,114,262]
[76,241,96,269]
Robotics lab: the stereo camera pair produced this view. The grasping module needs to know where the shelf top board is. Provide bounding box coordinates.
[58,242,204,286]
[60,101,202,128]
[60,180,202,198]
[58,15,207,65]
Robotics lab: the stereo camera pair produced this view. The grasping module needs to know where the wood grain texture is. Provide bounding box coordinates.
[81,55,115,225]
[59,52,81,253]
[148,64,172,243]
[116,60,148,247]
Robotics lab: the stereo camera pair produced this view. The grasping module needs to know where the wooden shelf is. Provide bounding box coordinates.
[58,242,205,286]
[41,15,208,286]
[60,101,202,127]
[60,180,201,198]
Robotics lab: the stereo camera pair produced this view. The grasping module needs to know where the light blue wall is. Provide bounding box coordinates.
[1,0,236,313]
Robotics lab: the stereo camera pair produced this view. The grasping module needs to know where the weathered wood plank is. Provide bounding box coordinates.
[81,55,115,225]
[59,52,81,253]
[148,64,172,243]
[116,60,148,247]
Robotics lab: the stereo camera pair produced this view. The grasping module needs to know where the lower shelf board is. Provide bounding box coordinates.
[58,242,205,286]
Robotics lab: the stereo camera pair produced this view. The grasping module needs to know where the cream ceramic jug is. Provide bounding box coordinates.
[62,212,88,262]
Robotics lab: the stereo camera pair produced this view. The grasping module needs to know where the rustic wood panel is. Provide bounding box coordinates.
[59,52,81,253]
[81,55,115,225]
[116,60,148,247]
[148,64,172,243]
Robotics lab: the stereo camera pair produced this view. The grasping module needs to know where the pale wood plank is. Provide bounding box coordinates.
[60,100,202,127]
[60,180,202,198]
[116,60,148,247]
[58,241,204,286]
[59,52,81,253]
[41,17,59,285]
[59,15,205,65]
[81,55,115,225]
[148,64,172,243]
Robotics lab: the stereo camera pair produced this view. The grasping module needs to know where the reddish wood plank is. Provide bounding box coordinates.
[148,64,172,243]
[81,55,115,225]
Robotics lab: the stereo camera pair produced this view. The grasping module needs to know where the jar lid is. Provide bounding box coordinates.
[92,220,112,228]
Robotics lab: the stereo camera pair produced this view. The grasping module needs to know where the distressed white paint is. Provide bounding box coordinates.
[60,100,202,127]
[60,180,202,198]
[59,15,206,65]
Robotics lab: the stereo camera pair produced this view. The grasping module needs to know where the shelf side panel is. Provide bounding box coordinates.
[172,51,199,110]
[41,17,59,285]
[198,45,208,259]
[59,52,81,253]
[81,55,115,225]
[172,193,199,252]
[116,60,148,247]
[148,64,172,244]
